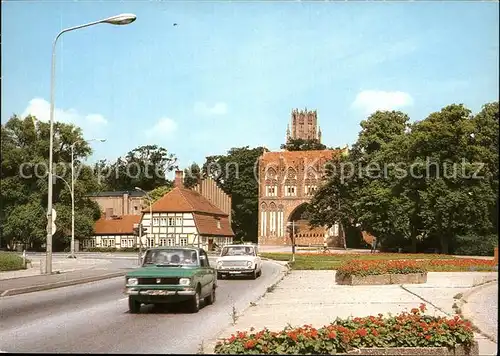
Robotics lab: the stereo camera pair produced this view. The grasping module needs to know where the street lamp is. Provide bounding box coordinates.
[45,13,136,274]
[69,138,106,258]
[135,187,153,265]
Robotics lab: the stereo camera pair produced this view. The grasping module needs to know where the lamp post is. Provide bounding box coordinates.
[45,13,136,274]
[135,187,153,265]
[69,138,106,258]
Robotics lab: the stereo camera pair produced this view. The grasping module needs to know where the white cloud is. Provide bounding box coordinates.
[145,117,178,137]
[351,90,414,115]
[193,101,228,116]
[22,97,108,126]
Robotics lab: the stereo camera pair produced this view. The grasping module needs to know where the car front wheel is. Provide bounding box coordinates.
[205,286,216,305]
[128,297,141,313]
[187,289,201,313]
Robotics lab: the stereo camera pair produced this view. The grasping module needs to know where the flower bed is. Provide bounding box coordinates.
[214,304,477,355]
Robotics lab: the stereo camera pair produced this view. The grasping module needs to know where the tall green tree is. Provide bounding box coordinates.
[1,115,101,250]
[184,162,202,189]
[202,146,266,243]
[280,138,327,151]
[99,144,177,191]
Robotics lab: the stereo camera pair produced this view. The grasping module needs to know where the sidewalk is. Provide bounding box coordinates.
[0,267,131,297]
[0,255,131,297]
[0,256,111,280]
[206,270,498,355]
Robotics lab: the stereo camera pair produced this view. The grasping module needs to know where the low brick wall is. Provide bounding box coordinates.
[336,272,427,285]
[344,342,478,355]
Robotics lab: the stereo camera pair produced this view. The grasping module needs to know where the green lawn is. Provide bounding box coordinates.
[260,252,497,271]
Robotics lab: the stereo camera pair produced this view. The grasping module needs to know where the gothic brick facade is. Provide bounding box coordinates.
[257,149,345,246]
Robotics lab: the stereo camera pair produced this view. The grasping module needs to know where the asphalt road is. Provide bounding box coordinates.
[0,260,285,353]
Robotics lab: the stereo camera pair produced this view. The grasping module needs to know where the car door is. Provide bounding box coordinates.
[199,250,213,297]
[255,246,262,271]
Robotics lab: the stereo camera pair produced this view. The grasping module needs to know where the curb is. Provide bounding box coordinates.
[0,271,128,297]
[458,279,498,343]
[203,260,290,354]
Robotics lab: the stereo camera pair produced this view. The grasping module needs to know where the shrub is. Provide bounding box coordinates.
[214,304,475,354]
[453,234,498,256]
[0,252,28,271]
[336,259,427,277]
[83,247,118,252]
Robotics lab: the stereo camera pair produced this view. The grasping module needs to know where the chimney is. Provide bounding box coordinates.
[174,170,184,188]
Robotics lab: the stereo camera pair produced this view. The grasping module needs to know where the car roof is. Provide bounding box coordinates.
[146,246,203,252]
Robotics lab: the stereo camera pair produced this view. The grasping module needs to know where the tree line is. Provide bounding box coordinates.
[306,102,498,255]
[2,101,497,254]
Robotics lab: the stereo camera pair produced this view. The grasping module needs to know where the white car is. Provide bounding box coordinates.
[215,244,262,279]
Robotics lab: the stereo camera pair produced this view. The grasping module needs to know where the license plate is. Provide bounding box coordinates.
[148,290,168,295]
[229,271,241,274]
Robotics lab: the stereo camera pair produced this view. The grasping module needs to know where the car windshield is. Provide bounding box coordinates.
[221,246,255,257]
[143,248,198,266]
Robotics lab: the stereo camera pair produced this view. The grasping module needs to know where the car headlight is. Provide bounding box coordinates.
[217,261,223,268]
[246,261,253,268]
[179,278,191,286]
[127,277,138,286]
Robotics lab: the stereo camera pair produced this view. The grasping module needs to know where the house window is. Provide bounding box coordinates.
[168,217,175,226]
[180,237,188,246]
[216,219,221,229]
[167,238,175,246]
[159,238,167,246]
[153,218,160,226]
[84,239,95,248]
[121,238,128,247]
[128,239,133,248]
[102,238,115,248]
[175,217,183,226]
[285,185,296,197]
[148,238,155,247]
[160,218,167,226]
[305,185,317,195]
[266,186,277,196]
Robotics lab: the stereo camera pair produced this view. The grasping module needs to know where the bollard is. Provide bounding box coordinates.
[40,259,45,274]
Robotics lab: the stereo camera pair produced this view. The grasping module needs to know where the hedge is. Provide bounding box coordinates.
[0,252,28,271]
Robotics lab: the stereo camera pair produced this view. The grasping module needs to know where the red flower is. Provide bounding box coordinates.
[425,335,431,340]
[244,340,256,349]
[328,331,337,339]
[371,329,379,336]
[419,303,426,312]
[356,328,368,337]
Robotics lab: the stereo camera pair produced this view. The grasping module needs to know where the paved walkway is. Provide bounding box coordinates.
[463,282,498,342]
[207,270,498,355]
[0,268,130,296]
[0,256,111,280]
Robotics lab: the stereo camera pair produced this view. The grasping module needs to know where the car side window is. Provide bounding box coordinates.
[200,251,209,267]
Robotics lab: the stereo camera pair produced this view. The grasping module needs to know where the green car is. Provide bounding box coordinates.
[124,246,217,313]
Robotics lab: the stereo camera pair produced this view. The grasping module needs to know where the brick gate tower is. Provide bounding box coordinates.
[257,108,346,247]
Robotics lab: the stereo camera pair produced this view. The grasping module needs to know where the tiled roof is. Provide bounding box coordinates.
[146,187,227,215]
[93,215,141,235]
[259,149,339,165]
[193,213,234,236]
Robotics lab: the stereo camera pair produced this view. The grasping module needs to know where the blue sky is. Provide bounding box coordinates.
[2,0,499,172]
